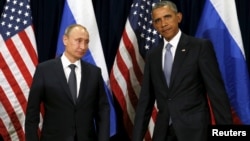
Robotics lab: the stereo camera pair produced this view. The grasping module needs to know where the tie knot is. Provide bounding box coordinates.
[69,64,76,70]
[166,43,172,51]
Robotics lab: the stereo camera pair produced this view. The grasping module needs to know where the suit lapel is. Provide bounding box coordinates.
[76,61,89,104]
[53,58,75,103]
[156,42,169,87]
[170,34,189,86]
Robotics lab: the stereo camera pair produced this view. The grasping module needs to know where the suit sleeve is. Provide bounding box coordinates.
[96,69,110,141]
[132,52,156,141]
[25,65,44,141]
[199,39,233,124]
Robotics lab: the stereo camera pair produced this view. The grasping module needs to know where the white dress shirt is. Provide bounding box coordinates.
[162,30,182,70]
[61,53,81,98]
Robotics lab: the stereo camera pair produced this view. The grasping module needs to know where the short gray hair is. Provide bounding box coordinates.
[152,1,178,13]
[64,24,88,36]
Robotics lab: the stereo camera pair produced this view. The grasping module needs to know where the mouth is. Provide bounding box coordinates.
[162,28,171,35]
[76,50,85,56]
[162,26,171,32]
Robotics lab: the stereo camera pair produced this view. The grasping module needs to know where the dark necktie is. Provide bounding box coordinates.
[164,43,173,86]
[68,64,77,103]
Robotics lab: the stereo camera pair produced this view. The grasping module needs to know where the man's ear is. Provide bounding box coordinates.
[63,35,68,46]
[177,12,182,23]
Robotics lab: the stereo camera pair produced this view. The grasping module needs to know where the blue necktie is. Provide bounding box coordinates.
[164,43,173,125]
[164,43,173,86]
[68,64,77,103]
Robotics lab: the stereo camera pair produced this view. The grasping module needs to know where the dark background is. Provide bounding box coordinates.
[0,0,249,140]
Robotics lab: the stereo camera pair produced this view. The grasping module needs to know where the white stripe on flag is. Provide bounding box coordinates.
[67,0,110,85]
[210,0,245,57]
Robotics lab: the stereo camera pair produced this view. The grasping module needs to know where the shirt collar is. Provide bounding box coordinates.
[61,53,81,69]
[164,29,182,49]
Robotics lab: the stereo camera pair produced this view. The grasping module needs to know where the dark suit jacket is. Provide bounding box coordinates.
[132,33,233,141]
[25,57,110,141]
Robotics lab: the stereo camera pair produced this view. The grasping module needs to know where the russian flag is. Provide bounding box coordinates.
[195,0,250,124]
[56,0,117,136]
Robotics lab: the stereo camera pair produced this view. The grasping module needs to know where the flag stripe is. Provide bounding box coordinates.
[117,41,139,110]
[110,61,136,139]
[210,0,245,57]
[0,43,30,102]
[124,20,145,72]
[6,38,33,86]
[110,56,135,139]
[0,54,27,112]
[19,27,38,68]
[0,116,11,141]
[0,87,25,141]
[110,63,127,110]
[0,55,27,140]
[195,0,250,124]
[117,29,159,122]
[123,28,144,82]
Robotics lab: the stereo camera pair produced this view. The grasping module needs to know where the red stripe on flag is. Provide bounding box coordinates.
[110,60,135,139]
[124,30,158,139]
[0,53,27,112]
[110,76,135,139]
[116,46,139,109]
[5,38,33,86]
[0,117,11,141]
[145,131,153,141]
[110,30,157,140]
[122,30,143,84]
[18,30,38,70]
[151,107,158,123]
[231,108,242,124]
[207,95,241,125]
[0,87,25,141]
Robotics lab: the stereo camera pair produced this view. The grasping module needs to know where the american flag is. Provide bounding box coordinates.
[110,0,161,140]
[0,0,38,140]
